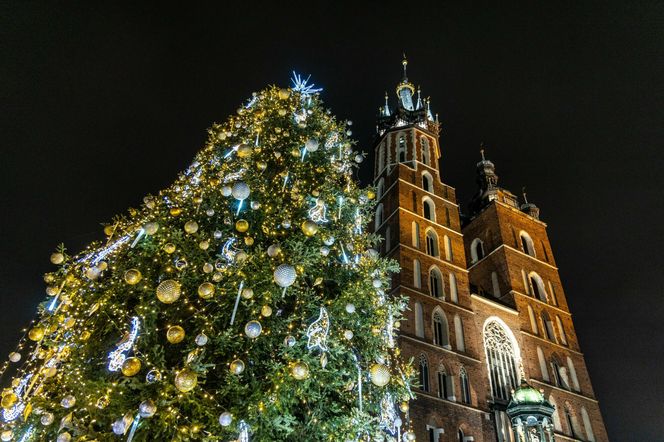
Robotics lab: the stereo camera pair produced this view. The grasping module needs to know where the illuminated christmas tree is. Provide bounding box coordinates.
[0,75,415,442]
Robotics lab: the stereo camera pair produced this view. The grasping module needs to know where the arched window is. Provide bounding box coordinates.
[551,357,570,390]
[470,238,485,263]
[413,259,421,288]
[556,315,568,345]
[423,197,435,221]
[484,320,519,401]
[453,315,465,352]
[429,267,444,299]
[564,404,580,438]
[548,281,558,306]
[437,365,453,400]
[567,356,580,392]
[528,305,538,335]
[460,367,470,404]
[449,273,458,303]
[541,311,556,342]
[376,178,385,200]
[529,272,548,302]
[411,221,420,248]
[520,231,536,257]
[422,172,434,192]
[491,272,501,297]
[375,203,384,231]
[444,235,453,261]
[433,310,450,348]
[398,136,406,162]
[426,230,439,257]
[581,407,596,441]
[458,429,464,442]
[537,346,549,381]
[421,136,431,165]
[414,302,424,338]
[419,354,429,392]
[549,396,563,431]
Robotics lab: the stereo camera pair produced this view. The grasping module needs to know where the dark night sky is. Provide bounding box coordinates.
[2,2,663,440]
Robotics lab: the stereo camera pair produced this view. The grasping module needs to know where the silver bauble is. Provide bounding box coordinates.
[244,320,262,339]
[305,139,319,152]
[218,411,233,427]
[231,182,250,200]
[195,333,209,346]
[221,185,232,196]
[139,399,157,418]
[274,264,297,288]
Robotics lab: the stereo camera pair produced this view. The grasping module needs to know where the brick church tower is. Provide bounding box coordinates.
[372,58,608,441]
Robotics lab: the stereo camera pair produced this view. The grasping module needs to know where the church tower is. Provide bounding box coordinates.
[372,59,608,441]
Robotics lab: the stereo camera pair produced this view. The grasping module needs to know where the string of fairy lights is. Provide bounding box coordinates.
[0,74,416,441]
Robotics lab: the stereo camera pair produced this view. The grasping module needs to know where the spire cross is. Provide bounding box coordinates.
[402,53,408,80]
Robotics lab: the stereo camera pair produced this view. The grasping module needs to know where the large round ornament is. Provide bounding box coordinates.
[278,88,290,100]
[274,264,297,288]
[156,280,181,303]
[218,411,233,427]
[184,221,199,234]
[169,207,182,216]
[1,392,17,409]
[40,412,54,425]
[144,222,159,235]
[291,361,309,380]
[167,326,185,344]
[235,219,249,232]
[28,327,44,342]
[237,144,252,158]
[301,220,318,236]
[124,269,142,285]
[163,243,176,254]
[56,433,72,442]
[304,139,319,152]
[50,252,65,265]
[267,244,281,257]
[231,182,250,200]
[139,399,157,418]
[61,395,76,408]
[9,352,21,363]
[0,430,12,441]
[121,357,141,377]
[369,363,391,387]
[229,359,245,375]
[197,282,215,299]
[261,305,272,317]
[195,333,208,346]
[284,335,296,347]
[221,185,232,197]
[244,320,262,339]
[174,369,197,392]
[241,287,254,299]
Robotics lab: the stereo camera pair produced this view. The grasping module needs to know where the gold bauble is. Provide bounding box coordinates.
[50,252,65,265]
[163,243,176,254]
[244,237,254,246]
[257,161,267,170]
[104,225,115,236]
[199,240,210,250]
[97,261,108,271]
[64,317,76,329]
[167,326,185,344]
[80,330,91,341]
[174,369,197,392]
[235,219,249,232]
[399,402,409,413]
[197,282,215,299]
[28,327,44,342]
[156,280,181,303]
[184,221,199,234]
[260,305,272,317]
[42,366,57,378]
[369,363,391,387]
[366,190,376,200]
[301,220,318,236]
[124,269,142,285]
[291,361,309,380]
[1,392,18,409]
[144,222,159,235]
[121,357,142,376]
[229,359,245,375]
[291,148,301,157]
[193,196,203,204]
[278,88,290,100]
[277,108,288,116]
[170,207,182,216]
[237,144,252,158]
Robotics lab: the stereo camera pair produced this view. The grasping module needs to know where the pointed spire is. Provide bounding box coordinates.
[401,52,408,81]
[426,98,434,121]
[383,92,390,116]
[480,142,486,161]
[416,86,422,110]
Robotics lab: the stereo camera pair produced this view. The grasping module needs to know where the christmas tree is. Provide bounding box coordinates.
[0,75,415,442]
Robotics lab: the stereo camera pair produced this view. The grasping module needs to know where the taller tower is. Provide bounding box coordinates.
[372,59,608,441]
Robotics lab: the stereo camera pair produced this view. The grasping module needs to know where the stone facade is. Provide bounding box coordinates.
[372,61,608,442]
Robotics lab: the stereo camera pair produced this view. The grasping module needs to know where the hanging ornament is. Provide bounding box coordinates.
[305,139,319,152]
[144,222,159,235]
[56,432,72,442]
[197,282,215,299]
[50,253,65,265]
[167,326,185,344]
[274,264,296,288]
[260,305,272,317]
[345,303,356,313]
[230,359,245,375]
[145,370,162,384]
[203,263,214,273]
[138,400,157,418]
[232,182,250,200]
[284,335,296,347]
[1,393,17,409]
[175,258,187,270]
[41,412,54,425]
[218,411,233,427]
[306,307,330,352]
[163,243,176,254]
[237,144,252,158]
[195,333,208,346]
[174,369,197,392]
[320,353,328,368]
[0,430,11,441]
[199,240,210,250]
[244,320,262,339]
[96,396,110,409]
[301,220,318,236]
[235,219,249,232]
[241,287,254,299]
[169,208,182,216]
[121,357,141,377]
[8,352,21,363]
[206,209,215,216]
[156,280,181,303]
[344,330,354,340]
[184,221,199,234]
[60,395,76,408]
[291,361,309,380]
[320,246,330,256]
[278,88,290,100]
[370,363,391,387]
[28,327,44,342]
[267,244,281,257]
[124,269,142,285]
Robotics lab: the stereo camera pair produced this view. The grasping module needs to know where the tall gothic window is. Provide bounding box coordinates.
[484,320,519,401]
[398,136,406,162]
[422,172,433,192]
[421,136,431,165]
[460,367,470,404]
[437,367,449,399]
[426,230,439,257]
[433,310,450,347]
[423,198,435,221]
[429,267,444,298]
[419,354,430,392]
[470,238,485,263]
[520,231,536,257]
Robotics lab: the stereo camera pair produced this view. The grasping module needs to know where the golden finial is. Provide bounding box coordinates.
[480,142,486,161]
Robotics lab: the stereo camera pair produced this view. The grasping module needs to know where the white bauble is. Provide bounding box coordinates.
[274,264,296,288]
[219,411,233,427]
[231,182,250,200]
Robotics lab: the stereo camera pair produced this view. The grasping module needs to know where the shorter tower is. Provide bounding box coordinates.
[506,378,556,442]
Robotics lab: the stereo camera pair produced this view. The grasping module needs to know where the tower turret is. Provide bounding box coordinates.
[507,376,556,442]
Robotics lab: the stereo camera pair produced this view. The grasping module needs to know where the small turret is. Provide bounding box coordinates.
[520,187,540,220]
[506,376,556,442]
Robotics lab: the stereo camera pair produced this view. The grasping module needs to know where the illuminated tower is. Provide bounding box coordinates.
[372,58,608,441]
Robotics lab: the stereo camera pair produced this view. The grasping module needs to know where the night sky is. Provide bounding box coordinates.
[2,2,663,440]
